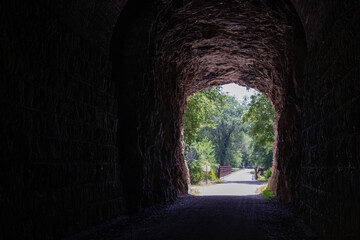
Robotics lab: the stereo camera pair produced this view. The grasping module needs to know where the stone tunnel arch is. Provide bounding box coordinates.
[111,0,307,211]
[1,0,358,238]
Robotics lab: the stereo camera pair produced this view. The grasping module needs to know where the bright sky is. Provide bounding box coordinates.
[221,83,258,102]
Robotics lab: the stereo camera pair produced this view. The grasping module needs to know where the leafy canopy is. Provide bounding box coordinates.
[183,86,276,182]
[242,93,275,147]
[183,87,228,146]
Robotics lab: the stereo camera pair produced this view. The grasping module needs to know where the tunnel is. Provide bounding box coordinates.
[1,0,359,239]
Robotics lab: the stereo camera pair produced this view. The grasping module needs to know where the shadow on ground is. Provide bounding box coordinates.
[71,194,312,240]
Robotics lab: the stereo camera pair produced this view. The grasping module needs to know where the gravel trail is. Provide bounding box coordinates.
[74,170,312,240]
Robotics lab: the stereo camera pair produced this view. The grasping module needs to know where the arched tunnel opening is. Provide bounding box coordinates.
[2,0,360,239]
[184,84,276,197]
[111,0,306,209]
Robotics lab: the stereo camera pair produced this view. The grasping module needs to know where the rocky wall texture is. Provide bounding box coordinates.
[291,0,360,238]
[154,0,306,202]
[2,0,359,238]
[110,0,305,217]
[111,0,189,213]
[1,0,306,238]
[1,0,128,239]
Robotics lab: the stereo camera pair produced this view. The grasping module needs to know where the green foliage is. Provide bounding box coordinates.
[186,138,219,183]
[187,161,218,183]
[242,93,275,147]
[184,86,276,182]
[192,137,216,163]
[262,187,275,198]
[202,95,246,167]
[188,160,204,183]
[242,93,275,168]
[257,175,266,181]
[184,87,228,146]
[208,165,217,181]
[248,142,273,169]
[237,132,252,167]
[264,168,272,179]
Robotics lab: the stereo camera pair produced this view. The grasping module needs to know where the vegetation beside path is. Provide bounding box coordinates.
[184,86,275,184]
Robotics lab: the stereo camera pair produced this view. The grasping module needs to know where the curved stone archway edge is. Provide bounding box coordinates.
[3,0,359,238]
[152,0,307,203]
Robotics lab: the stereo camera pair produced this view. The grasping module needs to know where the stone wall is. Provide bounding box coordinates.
[111,0,189,213]
[1,0,305,238]
[1,0,127,239]
[2,0,360,238]
[292,0,360,237]
[154,0,307,204]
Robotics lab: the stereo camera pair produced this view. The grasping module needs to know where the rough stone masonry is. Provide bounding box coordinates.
[1,0,359,239]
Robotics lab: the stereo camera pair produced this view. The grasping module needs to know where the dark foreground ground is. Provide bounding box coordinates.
[67,194,316,240]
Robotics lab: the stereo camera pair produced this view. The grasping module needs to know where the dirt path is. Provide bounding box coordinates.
[75,170,312,240]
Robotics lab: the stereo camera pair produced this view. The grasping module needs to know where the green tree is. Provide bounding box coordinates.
[186,138,218,183]
[184,87,276,180]
[192,137,216,164]
[242,93,274,147]
[247,141,273,169]
[183,87,227,146]
[202,96,246,167]
[242,93,275,168]
[237,131,252,167]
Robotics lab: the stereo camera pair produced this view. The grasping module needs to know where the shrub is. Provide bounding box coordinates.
[208,165,218,180]
[262,187,275,198]
[264,168,272,179]
[188,160,204,183]
[257,172,266,181]
[187,138,219,183]
[188,160,218,183]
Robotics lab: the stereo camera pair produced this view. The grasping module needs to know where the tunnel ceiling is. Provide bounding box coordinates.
[2,0,359,238]
[111,0,306,214]
[149,0,306,202]
[155,0,301,105]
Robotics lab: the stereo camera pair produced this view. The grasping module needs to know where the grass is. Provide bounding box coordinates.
[192,178,224,186]
[215,179,225,183]
[256,184,267,194]
[262,187,275,198]
[257,172,266,181]
[256,183,275,199]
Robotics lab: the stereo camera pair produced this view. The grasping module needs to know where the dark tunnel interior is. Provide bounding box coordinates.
[1,0,360,239]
